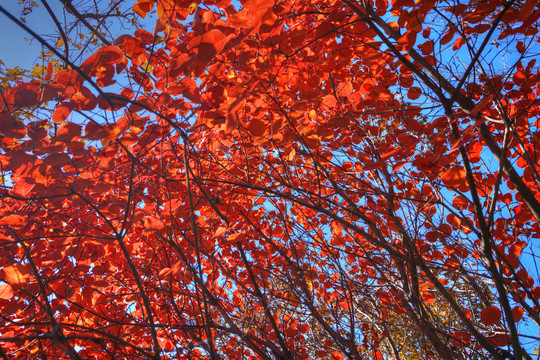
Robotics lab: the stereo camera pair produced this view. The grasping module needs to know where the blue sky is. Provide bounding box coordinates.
[0,1,64,70]
[0,0,140,71]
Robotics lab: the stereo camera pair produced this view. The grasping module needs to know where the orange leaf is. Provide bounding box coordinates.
[227,0,275,34]
[322,95,337,109]
[44,62,54,81]
[212,227,227,239]
[52,103,73,123]
[453,37,466,51]
[380,147,404,161]
[0,283,13,299]
[0,215,27,226]
[81,45,125,69]
[480,305,501,326]
[422,291,435,304]
[440,167,466,188]
[337,81,353,98]
[3,264,31,287]
[133,0,154,18]
[226,232,246,244]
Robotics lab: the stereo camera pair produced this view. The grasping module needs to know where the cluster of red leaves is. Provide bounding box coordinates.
[1,0,540,358]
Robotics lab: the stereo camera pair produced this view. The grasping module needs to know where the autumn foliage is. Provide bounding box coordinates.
[1,0,540,358]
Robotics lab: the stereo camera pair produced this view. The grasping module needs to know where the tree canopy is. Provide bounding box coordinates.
[1,0,540,358]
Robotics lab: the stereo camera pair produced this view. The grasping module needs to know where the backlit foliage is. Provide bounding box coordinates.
[1,0,540,358]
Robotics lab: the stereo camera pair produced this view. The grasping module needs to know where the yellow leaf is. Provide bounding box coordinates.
[188,2,198,15]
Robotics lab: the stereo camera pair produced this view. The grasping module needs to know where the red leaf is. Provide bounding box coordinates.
[517,268,534,288]
[248,118,267,136]
[85,121,109,140]
[159,267,172,277]
[197,29,227,63]
[470,93,494,117]
[447,4,468,15]
[12,178,36,197]
[480,306,501,326]
[380,147,404,161]
[3,264,31,288]
[97,93,131,111]
[362,161,386,171]
[327,116,350,127]
[407,87,422,100]
[298,323,310,334]
[512,306,524,322]
[488,333,509,347]
[518,0,537,22]
[422,291,435,304]
[10,82,44,107]
[418,40,434,55]
[81,46,125,69]
[212,227,227,239]
[509,243,523,257]
[511,8,540,34]
[52,103,73,123]
[227,0,275,34]
[144,216,164,230]
[71,87,97,110]
[56,122,82,143]
[452,331,471,347]
[397,30,418,51]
